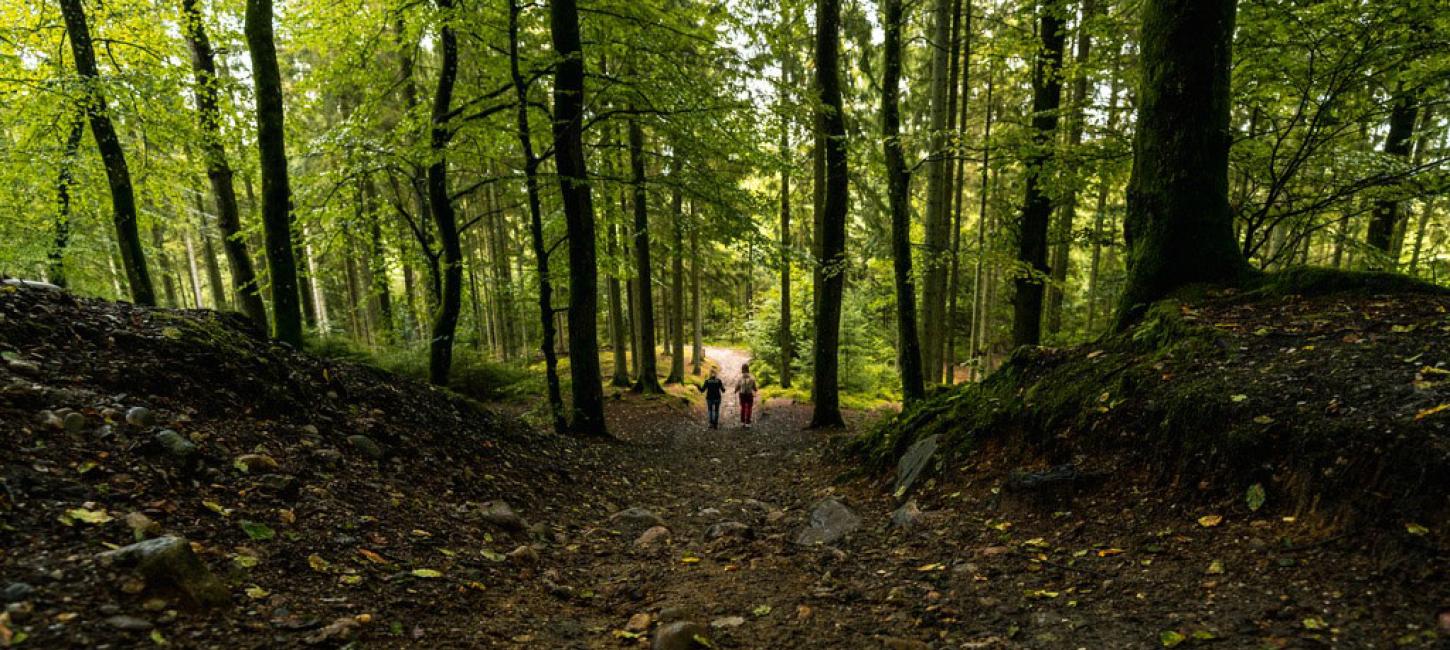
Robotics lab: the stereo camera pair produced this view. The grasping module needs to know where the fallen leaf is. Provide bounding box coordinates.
[1198,515,1224,528]
[1246,483,1266,512]
[411,568,443,579]
[63,507,113,525]
[244,585,270,600]
[239,521,275,541]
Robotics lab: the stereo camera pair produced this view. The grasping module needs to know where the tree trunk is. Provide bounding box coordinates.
[607,223,631,385]
[48,111,85,289]
[778,62,794,389]
[628,117,664,393]
[1083,40,1123,335]
[244,0,303,343]
[810,0,847,428]
[881,0,925,403]
[152,223,179,307]
[1366,90,1419,261]
[691,205,703,375]
[1045,0,1097,336]
[59,0,155,305]
[195,195,228,309]
[183,227,205,307]
[550,0,608,436]
[507,0,566,432]
[667,175,686,384]
[945,0,973,383]
[918,0,955,382]
[1012,0,1066,348]
[423,0,463,384]
[969,67,995,377]
[1118,0,1249,322]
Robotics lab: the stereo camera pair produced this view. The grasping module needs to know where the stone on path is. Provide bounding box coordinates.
[894,434,940,498]
[635,526,671,547]
[104,615,154,631]
[479,500,526,530]
[153,430,197,460]
[125,406,155,427]
[704,521,753,540]
[97,536,228,608]
[794,497,861,546]
[610,507,666,533]
[653,621,710,650]
[346,434,384,460]
[890,500,923,530]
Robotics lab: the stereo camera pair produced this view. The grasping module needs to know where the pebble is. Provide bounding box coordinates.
[709,616,745,628]
[346,434,384,460]
[480,501,527,531]
[97,536,228,608]
[634,526,671,547]
[103,615,154,631]
[62,411,86,433]
[234,453,279,472]
[506,545,540,565]
[652,621,709,650]
[610,507,666,532]
[153,429,196,459]
[0,582,34,603]
[125,406,155,427]
[704,521,753,540]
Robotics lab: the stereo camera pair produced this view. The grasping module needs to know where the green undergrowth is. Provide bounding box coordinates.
[307,337,543,402]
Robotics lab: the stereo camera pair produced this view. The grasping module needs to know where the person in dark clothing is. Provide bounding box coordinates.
[698,369,725,428]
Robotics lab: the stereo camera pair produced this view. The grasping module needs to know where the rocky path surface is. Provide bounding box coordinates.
[461,348,940,649]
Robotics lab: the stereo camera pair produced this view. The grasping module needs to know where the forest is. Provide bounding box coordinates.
[2,0,1449,646]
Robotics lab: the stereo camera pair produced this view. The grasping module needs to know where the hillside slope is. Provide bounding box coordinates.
[0,285,593,647]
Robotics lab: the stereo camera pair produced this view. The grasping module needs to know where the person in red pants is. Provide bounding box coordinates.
[736,363,758,428]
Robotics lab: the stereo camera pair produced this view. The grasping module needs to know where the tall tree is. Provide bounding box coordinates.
[777,59,794,389]
[244,0,303,343]
[628,117,664,393]
[424,0,463,384]
[1118,0,1250,321]
[58,0,155,305]
[551,0,608,436]
[666,175,686,384]
[182,0,267,329]
[881,0,925,402]
[1045,0,1098,336]
[918,0,955,382]
[1365,88,1420,261]
[1011,0,1067,348]
[809,0,847,428]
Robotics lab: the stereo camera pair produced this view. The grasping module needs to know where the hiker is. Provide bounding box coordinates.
[736,363,758,428]
[698,369,726,429]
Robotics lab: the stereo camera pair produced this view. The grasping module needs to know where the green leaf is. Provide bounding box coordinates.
[1160,630,1186,647]
[1406,523,1429,536]
[239,520,275,541]
[411,568,443,578]
[1245,483,1266,512]
[64,507,114,525]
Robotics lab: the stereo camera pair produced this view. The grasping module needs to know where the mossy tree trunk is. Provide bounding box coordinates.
[183,0,266,328]
[918,0,954,383]
[48,111,85,289]
[1365,89,1419,263]
[550,0,608,436]
[244,0,303,343]
[810,0,847,429]
[881,0,926,403]
[1117,0,1250,323]
[628,117,663,393]
[59,0,155,305]
[1011,0,1067,348]
[424,0,462,385]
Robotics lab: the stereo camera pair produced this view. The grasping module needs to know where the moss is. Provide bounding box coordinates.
[1241,266,1447,300]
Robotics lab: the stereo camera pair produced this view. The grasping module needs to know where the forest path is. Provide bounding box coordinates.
[467,348,942,648]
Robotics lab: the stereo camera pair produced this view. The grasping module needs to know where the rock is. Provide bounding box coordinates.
[5,601,34,622]
[610,507,666,533]
[345,434,384,460]
[657,606,691,623]
[506,545,539,565]
[153,429,196,460]
[124,512,162,539]
[710,616,745,628]
[37,409,64,430]
[479,501,526,531]
[0,582,34,603]
[125,407,155,427]
[890,500,923,530]
[234,453,279,473]
[6,359,40,375]
[765,510,786,524]
[258,474,299,496]
[794,498,861,546]
[62,411,86,434]
[304,616,363,645]
[635,526,671,547]
[96,536,228,608]
[625,612,652,632]
[704,521,753,541]
[695,508,722,518]
[1,278,60,291]
[894,434,940,498]
[104,615,154,631]
[652,621,710,650]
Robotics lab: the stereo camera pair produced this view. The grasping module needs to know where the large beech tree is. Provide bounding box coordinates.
[1118,0,1251,321]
